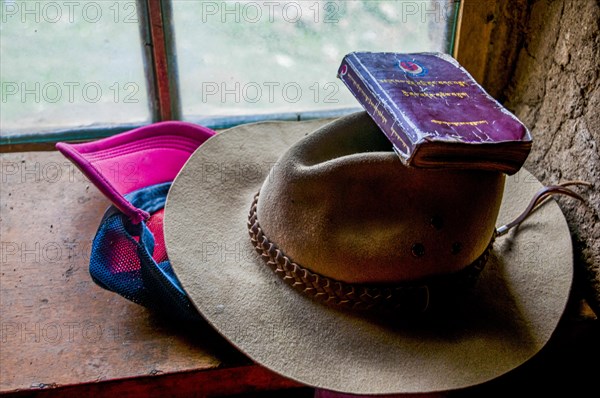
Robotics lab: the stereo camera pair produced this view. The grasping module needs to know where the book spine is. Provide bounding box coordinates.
[338,54,416,163]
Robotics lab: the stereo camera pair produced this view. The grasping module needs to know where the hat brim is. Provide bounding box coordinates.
[164,117,573,395]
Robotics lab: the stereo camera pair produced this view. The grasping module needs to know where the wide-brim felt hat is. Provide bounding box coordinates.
[164,112,573,395]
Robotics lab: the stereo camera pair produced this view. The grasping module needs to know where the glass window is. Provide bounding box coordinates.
[0,0,459,142]
[0,0,150,138]
[172,0,457,124]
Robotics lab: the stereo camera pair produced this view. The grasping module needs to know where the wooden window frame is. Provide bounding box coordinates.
[2,0,514,152]
[453,0,528,100]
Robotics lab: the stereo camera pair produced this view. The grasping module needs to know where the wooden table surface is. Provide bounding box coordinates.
[1,150,598,397]
[0,150,306,397]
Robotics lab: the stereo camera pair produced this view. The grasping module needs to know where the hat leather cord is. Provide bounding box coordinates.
[248,181,590,315]
[496,180,591,236]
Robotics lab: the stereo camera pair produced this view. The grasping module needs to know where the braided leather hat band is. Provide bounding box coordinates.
[248,191,494,314]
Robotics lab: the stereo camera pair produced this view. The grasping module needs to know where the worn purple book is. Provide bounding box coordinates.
[338,52,532,174]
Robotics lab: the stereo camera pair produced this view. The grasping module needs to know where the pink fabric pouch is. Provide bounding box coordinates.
[57,121,215,224]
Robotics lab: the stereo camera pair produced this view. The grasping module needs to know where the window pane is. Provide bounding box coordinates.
[173,0,457,121]
[0,0,150,138]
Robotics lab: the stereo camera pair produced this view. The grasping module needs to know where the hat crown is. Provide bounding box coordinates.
[257,112,505,283]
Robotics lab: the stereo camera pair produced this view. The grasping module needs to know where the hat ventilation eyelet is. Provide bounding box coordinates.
[430,215,444,230]
[411,243,425,257]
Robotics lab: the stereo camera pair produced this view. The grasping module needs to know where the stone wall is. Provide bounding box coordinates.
[502,0,600,314]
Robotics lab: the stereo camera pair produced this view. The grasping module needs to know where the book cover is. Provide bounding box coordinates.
[337,51,532,174]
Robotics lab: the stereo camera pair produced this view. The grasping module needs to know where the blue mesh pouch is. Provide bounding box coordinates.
[90,182,201,322]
